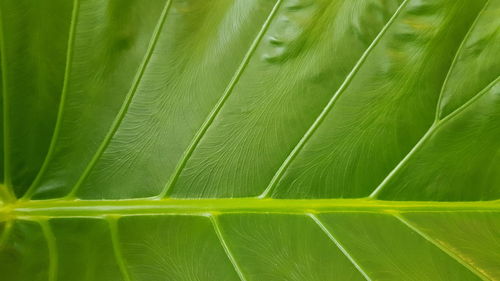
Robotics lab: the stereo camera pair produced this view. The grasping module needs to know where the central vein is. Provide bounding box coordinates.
[2,199,499,218]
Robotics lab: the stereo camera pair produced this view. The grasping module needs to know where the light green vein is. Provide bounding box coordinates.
[210,214,248,281]
[434,0,490,121]
[64,0,174,199]
[259,0,410,198]
[107,216,131,281]
[39,219,58,281]
[309,214,372,281]
[0,220,12,248]
[370,76,500,198]
[394,214,490,281]
[369,1,493,198]
[22,0,80,201]
[159,0,284,198]
[0,184,15,205]
[0,3,15,203]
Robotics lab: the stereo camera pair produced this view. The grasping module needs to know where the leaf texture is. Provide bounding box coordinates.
[0,0,499,280]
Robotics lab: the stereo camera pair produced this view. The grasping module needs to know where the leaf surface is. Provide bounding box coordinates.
[0,0,499,280]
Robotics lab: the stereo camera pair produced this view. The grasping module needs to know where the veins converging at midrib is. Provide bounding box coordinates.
[0,199,494,281]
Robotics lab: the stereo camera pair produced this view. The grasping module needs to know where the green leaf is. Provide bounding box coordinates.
[1,0,499,280]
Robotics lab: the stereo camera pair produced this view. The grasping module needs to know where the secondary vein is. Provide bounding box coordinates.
[368,1,493,198]
[309,214,372,281]
[434,0,490,121]
[0,220,12,248]
[22,0,81,201]
[259,0,410,198]
[210,214,248,281]
[0,3,16,202]
[369,76,500,198]
[64,0,174,199]
[108,216,132,281]
[39,219,58,281]
[159,0,284,198]
[394,214,491,281]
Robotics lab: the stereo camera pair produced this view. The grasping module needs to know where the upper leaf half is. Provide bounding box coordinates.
[1,0,496,202]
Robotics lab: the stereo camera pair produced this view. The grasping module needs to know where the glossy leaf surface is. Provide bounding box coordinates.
[0,0,499,280]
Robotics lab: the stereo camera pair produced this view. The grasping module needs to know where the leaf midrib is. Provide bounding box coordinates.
[4,199,500,218]
[3,203,494,281]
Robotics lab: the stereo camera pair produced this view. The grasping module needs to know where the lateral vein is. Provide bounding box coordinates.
[369,76,500,198]
[434,0,490,121]
[107,216,132,281]
[309,214,372,281]
[259,0,410,198]
[159,0,284,198]
[22,0,81,200]
[394,214,491,281]
[39,219,58,281]
[210,214,248,281]
[0,220,12,248]
[0,3,16,202]
[64,0,174,199]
